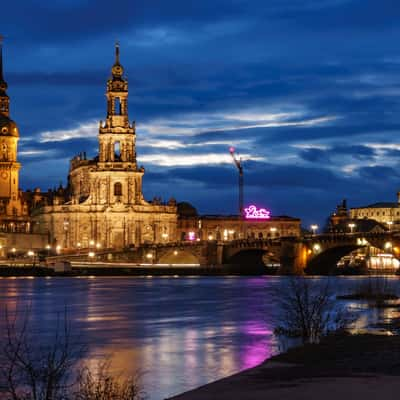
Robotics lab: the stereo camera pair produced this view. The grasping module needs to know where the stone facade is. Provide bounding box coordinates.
[350,192,400,227]
[32,45,177,249]
[177,203,301,241]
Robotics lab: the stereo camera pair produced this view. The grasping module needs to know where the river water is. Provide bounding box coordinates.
[0,276,399,399]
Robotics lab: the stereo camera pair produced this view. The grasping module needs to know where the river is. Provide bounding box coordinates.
[0,275,398,399]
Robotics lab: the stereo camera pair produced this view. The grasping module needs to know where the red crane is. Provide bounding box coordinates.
[229,147,244,217]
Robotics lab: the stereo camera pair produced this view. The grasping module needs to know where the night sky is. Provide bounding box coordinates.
[2,0,400,227]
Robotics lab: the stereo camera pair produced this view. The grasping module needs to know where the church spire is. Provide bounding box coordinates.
[115,41,120,64]
[111,41,124,78]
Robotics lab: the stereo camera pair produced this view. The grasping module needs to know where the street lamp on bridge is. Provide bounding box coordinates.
[310,224,318,235]
[348,223,356,234]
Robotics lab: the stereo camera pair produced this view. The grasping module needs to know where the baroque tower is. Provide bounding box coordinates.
[98,43,136,165]
[35,43,178,249]
[0,37,25,226]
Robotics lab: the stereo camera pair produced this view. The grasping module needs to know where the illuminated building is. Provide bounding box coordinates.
[177,202,301,241]
[349,191,400,229]
[32,45,177,249]
[0,38,30,233]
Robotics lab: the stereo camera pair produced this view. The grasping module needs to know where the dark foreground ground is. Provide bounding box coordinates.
[169,334,400,400]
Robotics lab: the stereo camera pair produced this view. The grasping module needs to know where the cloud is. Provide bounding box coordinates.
[139,153,265,167]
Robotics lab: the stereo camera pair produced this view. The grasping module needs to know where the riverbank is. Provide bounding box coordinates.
[169,334,400,399]
[0,264,273,277]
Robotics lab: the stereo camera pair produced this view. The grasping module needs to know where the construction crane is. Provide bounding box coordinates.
[229,147,244,217]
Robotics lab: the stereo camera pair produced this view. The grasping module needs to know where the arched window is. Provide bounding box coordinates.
[115,97,122,115]
[114,141,121,160]
[114,182,122,196]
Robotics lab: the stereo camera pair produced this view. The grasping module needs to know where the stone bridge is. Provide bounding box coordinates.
[52,231,400,274]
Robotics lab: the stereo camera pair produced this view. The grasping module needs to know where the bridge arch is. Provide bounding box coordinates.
[305,244,366,274]
[158,249,200,265]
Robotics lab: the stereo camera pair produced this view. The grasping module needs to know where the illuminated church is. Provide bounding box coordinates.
[0,40,300,254]
[31,45,177,249]
[0,39,30,233]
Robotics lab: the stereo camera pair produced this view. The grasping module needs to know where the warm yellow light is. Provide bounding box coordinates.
[385,242,392,250]
[173,250,178,255]
[96,243,101,249]
[313,244,321,252]
[89,240,95,246]
[45,244,51,250]
[146,253,153,259]
[270,227,277,232]
[77,242,81,248]
[88,252,95,258]
[27,251,34,257]
[11,247,16,253]
[208,235,213,240]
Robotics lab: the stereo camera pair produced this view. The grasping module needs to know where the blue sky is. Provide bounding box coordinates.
[2,0,400,226]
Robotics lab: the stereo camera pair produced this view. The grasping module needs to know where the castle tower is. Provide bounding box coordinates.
[0,37,22,219]
[98,43,136,164]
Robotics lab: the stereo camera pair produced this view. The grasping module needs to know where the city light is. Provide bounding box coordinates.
[146,253,153,259]
[173,250,178,255]
[208,235,213,240]
[77,242,81,248]
[385,241,392,250]
[348,223,356,233]
[310,224,318,235]
[96,243,101,249]
[88,252,95,258]
[244,205,271,220]
[313,243,321,252]
[188,232,195,241]
[27,250,34,257]
[45,244,51,250]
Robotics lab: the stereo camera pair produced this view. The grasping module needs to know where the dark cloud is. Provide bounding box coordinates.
[2,0,400,226]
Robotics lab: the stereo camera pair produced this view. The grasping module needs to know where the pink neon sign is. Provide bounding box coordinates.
[244,205,271,220]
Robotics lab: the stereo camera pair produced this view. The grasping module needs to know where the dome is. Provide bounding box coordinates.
[177,202,198,217]
[0,115,19,137]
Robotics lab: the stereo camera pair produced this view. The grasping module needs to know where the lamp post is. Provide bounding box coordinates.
[310,224,318,235]
[27,250,35,267]
[348,223,356,234]
[387,221,393,231]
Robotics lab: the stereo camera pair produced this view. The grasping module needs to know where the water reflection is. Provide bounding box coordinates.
[0,276,399,399]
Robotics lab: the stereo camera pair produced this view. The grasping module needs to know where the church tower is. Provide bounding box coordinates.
[98,43,136,165]
[0,37,24,223]
[35,43,177,249]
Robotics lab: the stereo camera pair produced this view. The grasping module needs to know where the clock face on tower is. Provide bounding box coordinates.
[1,171,8,179]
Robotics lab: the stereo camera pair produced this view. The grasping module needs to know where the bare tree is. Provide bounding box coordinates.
[274,278,351,345]
[0,308,144,400]
[75,360,145,400]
